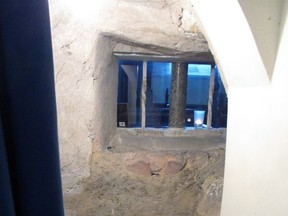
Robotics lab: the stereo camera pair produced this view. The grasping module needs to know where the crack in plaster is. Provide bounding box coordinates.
[56,62,65,83]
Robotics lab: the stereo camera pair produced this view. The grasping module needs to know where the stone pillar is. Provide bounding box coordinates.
[207,64,215,128]
[141,61,147,128]
[169,62,188,128]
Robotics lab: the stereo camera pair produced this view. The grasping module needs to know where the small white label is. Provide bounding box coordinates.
[119,122,126,127]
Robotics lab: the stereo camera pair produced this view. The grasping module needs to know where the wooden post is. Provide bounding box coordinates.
[169,62,188,128]
[141,61,147,128]
[207,65,215,128]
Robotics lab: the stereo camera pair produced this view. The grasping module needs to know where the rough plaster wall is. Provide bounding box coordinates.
[50,5,98,193]
[49,0,210,194]
[50,27,118,193]
[92,35,118,153]
[100,0,207,52]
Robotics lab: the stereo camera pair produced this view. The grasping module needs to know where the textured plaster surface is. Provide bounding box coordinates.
[49,0,211,194]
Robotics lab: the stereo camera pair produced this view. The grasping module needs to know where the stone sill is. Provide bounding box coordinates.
[117,127,226,137]
[108,127,226,153]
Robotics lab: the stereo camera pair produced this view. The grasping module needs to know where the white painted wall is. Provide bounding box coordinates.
[190,0,270,89]
[238,0,283,79]
[191,0,288,215]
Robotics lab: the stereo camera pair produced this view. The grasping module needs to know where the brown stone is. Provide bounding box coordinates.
[126,161,151,176]
[123,153,151,176]
[197,177,223,216]
[148,153,167,175]
[162,154,186,175]
[186,152,209,170]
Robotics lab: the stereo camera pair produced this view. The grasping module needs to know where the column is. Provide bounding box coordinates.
[207,64,215,128]
[169,62,188,128]
[141,61,147,128]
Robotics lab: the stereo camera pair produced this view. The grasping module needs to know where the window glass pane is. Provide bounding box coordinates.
[117,60,142,127]
[117,60,227,129]
[185,64,211,127]
[186,64,211,105]
[212,66,227,128]
[146,62,171,128]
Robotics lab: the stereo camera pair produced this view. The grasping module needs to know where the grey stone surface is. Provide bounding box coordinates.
[169,62,188,128]
[64,148,225,216]
[187,152,209,170]
[109,128,226,153]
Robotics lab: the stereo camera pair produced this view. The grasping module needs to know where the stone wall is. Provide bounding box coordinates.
[62,127,226,215]
[49,0,212,193]
[64,147,225,216]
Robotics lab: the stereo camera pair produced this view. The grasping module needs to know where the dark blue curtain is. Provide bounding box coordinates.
[0,0,64,215]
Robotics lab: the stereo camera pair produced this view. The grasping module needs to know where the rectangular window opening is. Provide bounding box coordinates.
[117,60,227,129]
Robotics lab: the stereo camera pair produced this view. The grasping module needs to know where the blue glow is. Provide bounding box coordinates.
[188,64,211,76]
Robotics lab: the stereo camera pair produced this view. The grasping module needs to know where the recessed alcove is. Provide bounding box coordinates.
[110,45,227,153]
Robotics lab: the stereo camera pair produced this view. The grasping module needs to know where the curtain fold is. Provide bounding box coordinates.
[0,0,64,215]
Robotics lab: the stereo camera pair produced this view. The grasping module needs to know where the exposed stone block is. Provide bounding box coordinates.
[186,152,209,170]
[64,149,225,215]
[148,153,167,175]
[196,177,223,216]
[123,153,151,176]
[162,154,187,175]
[126,161,151,176]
